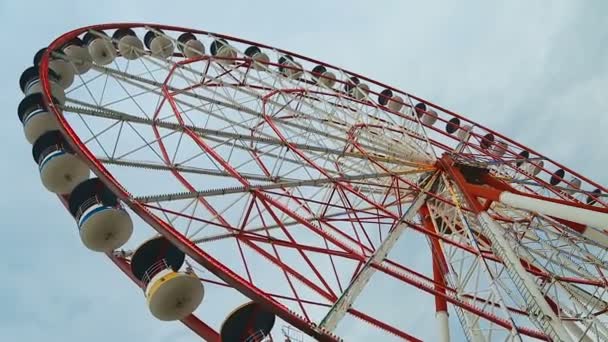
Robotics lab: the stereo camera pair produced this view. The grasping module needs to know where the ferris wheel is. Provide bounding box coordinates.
[17,23,608,341]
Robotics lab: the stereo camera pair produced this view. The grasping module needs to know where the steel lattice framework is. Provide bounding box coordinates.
[29,23,608,341]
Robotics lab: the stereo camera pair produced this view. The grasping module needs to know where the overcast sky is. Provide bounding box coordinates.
[0,1,606,341]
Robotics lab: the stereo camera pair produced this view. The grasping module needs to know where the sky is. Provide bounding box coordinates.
[0,1,607,341]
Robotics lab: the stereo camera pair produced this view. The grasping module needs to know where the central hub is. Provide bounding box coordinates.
[455,163,490,185]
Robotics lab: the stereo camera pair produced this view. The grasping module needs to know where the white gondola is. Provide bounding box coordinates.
[280,58,303,79]
[456,124,472,141]
[566,177,582,194]
[18,93,60,144]
[491,141,508,157]
[62,39,93,74]
[421,109,438,126]
[211,39,237,65]
[311,65,335,88]
[344,76,363,99]
[177,32,205,58]
[49,59,74,88]
[69,178,133,252]
[388,95,404,112]
[145,29,174,59]
[244,46,269,71]
[34,48,75,88]
[131,237,204,321]
[20,66,66,105]
[526,160,544,176]
[252,52,270,70]
[113,28,144,60]
[216,45,237,62]
[145,266,204,321]
[351,83,369,100]
[318,70,336,88]
[284,62,303,79]
[33,131,89,194]
[84,31,116,65]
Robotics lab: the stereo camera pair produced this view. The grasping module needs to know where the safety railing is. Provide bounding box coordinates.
[75,196,101,220]
[142,258,170,286]
[244,330,270,342]
[37,144,62,165]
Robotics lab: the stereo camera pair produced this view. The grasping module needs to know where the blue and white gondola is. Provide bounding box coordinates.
[32,130,89,194]
[20,66,66,105]
[18,93,60,144]
[68,178,133,252]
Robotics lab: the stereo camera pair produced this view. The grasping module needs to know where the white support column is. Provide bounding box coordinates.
[579,227,608,248]
[560,283,608,341]
[436,311,451,342]
[499,192,608,230]
[477,212,573,341]
[564,320,593,342]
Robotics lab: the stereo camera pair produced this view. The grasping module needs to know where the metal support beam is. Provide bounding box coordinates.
[440,155,573,341]
[319,172,439,331]
[134,169,433,203]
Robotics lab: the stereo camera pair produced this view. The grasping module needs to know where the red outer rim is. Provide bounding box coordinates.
[38,23,605,341]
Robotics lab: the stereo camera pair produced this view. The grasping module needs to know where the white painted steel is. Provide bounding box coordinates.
[436,311,450,342]
[478,212,572,341]
[500,192,608,230]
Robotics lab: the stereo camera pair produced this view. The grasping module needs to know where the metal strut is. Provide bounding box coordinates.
[134,169,432,203]
[319,172,440,331]
[442,156,573,341]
